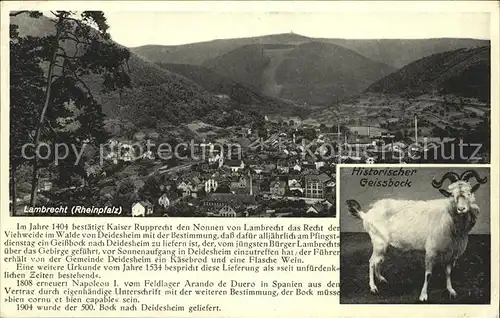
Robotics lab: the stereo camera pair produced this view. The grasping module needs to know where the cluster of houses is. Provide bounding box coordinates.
[126,120,436,217]
[117,118,448,217]
[15,110,479,216]
[104,138,155,164]
[101,119,424,169]
[130,149,337,218]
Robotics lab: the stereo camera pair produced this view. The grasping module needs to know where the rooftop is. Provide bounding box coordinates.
[304,173,331,183]
[206,193,257,205]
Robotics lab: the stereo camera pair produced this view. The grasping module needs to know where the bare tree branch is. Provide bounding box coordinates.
[66,59,95,101]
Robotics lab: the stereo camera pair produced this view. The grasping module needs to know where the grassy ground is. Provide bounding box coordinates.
[340,232,490,304]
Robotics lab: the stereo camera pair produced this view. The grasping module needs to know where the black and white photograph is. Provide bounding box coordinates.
[9,10,490,217]
[339,166,490,304]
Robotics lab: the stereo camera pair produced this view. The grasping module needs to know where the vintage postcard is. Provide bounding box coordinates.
[1,1,498,318]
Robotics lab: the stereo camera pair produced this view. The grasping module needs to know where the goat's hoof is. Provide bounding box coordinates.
[379,276,388,283]
[370,285,378,293]
[448,289,457,298]
[419,293,428,302]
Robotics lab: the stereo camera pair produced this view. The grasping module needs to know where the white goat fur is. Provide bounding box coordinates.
[348,180,480,301]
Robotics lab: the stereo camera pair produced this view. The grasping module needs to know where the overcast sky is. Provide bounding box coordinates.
[103,11,490,47]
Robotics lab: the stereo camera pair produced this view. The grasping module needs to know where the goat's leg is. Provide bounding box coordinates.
[374,244,388,283]
[369,244,386,293]
[419,253,435,302]
[446,260,457,298]
[375,261,387,283]
[369,253,378,293]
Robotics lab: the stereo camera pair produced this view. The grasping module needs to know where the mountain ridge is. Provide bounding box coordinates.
[130,33,489,68]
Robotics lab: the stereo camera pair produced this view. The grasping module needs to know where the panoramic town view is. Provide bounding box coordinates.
[9,11,490,217]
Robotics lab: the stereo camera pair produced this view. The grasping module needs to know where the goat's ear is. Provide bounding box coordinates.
[439,189,453,197]
[471,184,481,193]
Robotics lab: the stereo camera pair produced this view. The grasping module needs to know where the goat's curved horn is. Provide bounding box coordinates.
[432,172,460,188]
[460,170,488,184]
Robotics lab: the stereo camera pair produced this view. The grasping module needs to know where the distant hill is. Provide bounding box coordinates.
[10,13,288,131]
[202,42,395,105]
[320,38,489,68]
[366,46,490,102]
[131,33,488,68]
[130,33,311,66]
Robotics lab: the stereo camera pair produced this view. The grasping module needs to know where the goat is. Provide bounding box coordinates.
[345,170,487,302]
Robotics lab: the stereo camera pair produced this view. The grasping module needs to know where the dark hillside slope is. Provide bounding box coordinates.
[156,62,308,117]
[202,44,271,91]
[322,38,489,68]
[366,46,490,102]
[274,42,395,104]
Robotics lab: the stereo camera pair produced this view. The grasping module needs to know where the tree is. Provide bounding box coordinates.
[112,179,139,210]
[10,11,132,206]
[431,126,446,141]
[140,175,163,203]
[444,125,456,137]
[302,128,317,141]
[9,21,45,214]
[340,125,350,136]
[257,128,267,139]
[394,130,404,141]
[468,114,490,154]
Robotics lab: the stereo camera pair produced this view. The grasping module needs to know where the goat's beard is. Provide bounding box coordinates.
[449,205,478,235]
[465,203,480,233]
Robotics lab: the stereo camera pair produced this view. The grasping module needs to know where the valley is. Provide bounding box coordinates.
[9,11,492,217]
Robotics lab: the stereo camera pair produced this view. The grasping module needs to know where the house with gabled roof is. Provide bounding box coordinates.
[230,175,249,194]
[276,161,290,173]
[292,163,302,172]
[132,200,154,217]
[288,178,303,193]
[203,193,257,212]
[210,204,247,217]
[177,181,190,192]
[306,203,325,215]
[225,159,245,172]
